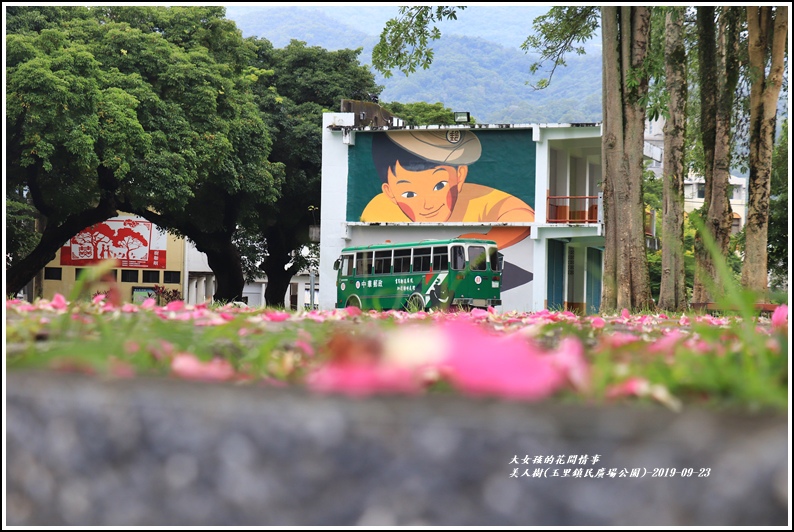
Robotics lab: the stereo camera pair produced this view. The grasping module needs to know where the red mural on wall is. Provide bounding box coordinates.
[60,216,167,269]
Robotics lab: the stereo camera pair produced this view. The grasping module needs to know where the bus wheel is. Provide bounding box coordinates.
[405,293,425,312]
[345,295,362,309]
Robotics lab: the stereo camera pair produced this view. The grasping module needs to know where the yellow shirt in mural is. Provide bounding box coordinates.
[360,183,534,223]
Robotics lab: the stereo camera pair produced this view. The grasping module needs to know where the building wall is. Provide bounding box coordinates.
[40,216,185,303]
[320,113,606,313]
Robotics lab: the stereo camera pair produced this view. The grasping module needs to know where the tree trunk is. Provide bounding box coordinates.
[262,225,300,308]
[692,7,740,304]
[742,6,788,300]
[202,240,246,303]
[6,201,118,297]
[600,6,654,313]
[658,8,687,312]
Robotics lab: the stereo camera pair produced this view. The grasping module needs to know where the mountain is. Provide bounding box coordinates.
[223,5,604,124]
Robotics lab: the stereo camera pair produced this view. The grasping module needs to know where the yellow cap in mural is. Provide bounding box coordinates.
[386,129,481,165]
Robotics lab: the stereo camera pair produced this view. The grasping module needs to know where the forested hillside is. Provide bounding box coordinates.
[224,6,603,124]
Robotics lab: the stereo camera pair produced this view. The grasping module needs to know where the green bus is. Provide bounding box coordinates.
[333,238,502,311]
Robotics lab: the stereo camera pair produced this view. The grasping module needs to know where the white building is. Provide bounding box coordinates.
[319,112,607,314]
[683,173,747,234]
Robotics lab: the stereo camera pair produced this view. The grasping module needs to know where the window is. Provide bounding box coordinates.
[373,250,392,274]
[469,246,487,271]
[432,246,449,271]
[340,255,353,276]
[355,251,373,276]
[142,270,160,283]
[44,267,62,280]
[75,268,83,280]
[121,270,139,283]
[413,247,432,272]
[451,245,465,270]
[163,271,181,284]
[393,249,412,273]
[697,184,705,199]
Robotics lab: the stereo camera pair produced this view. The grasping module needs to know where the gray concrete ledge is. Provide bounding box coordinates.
[6,370,789,526]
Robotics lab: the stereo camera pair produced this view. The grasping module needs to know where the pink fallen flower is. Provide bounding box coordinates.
[141,298,157,309]
[771,304,788,330]
[441,321,566,400]
[550,337,590,393]
[605,377,650,399]
[590,316,606,329]
[51,293,68,310]
[306,361,422,397]
[171,353,236,381]
[263,310,291,322]
[164,300,185,312]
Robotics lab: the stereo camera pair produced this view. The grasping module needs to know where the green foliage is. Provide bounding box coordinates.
[380,101,461,126]
[372,6,466,78]
[521,7,599,90]
[5,193,40,270]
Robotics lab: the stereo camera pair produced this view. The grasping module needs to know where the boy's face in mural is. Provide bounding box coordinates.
[381,161,468,222]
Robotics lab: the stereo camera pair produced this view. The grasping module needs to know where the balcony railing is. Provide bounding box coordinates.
[547,196,599,224]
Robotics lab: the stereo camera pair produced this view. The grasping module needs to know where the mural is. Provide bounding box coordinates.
[60,215,167,269]
[348,129,536,251]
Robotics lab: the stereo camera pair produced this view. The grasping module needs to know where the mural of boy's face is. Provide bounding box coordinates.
[382,160,468,222]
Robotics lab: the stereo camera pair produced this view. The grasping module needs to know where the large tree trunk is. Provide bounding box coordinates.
[6,201,119,297]
[742,6,788,299]
[201,239,246,303]
[600,6,654,313]
[692,7,740,304]
[262,226,300,308]
[658,8,688,312]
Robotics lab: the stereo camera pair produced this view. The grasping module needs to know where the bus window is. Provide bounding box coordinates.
[393,249,412,273]
[432,246,449,271]
[341,254,353,276]
[356,251,373,276]
[489,247,501,271]
[374,250,392,274]
[451,245,465,270]
[469,246,487,271]
[413,247,432,272]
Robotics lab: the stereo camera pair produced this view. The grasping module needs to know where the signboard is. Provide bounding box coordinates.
[60,215,167,269]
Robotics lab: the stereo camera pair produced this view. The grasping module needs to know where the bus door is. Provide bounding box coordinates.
[468,244,493,300]
[354,250,373,307]
[335,253,354,307]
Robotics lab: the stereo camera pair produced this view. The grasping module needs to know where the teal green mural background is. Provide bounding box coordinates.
[346,129,536,222]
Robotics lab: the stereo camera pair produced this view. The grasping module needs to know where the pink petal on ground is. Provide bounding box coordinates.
[92,294,107,304]
[679,315,690,327]
[648,330,685,354]
[621,308,631,320]
[264,310,291,322]
[470,308,490,319]
[141,298,157,309]
[306,362,422,397]
[606,377,650,399]
[51,293,68,310]
[441,321,566,400]
[590,316,606,329]
[771,304,788,329]
[171,353,235,381]
[345,306,362,318]
[164,300,185,312]
[550,337,590,392]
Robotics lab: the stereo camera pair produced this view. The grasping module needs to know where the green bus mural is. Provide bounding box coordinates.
[334,238,502,311]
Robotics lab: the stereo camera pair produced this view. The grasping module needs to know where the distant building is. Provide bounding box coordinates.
[29,212,318,308]
[683,173,747,235]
